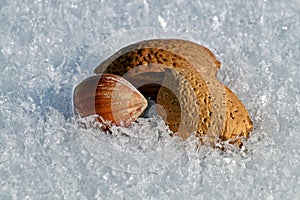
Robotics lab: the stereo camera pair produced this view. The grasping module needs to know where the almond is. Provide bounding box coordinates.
[93,39,253,146]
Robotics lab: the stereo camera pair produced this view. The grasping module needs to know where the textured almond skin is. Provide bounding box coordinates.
[157,68,210,140]
[222,87,253,143]
[93,39,253,146]
[73,74,148,127]
[94,39,220,77]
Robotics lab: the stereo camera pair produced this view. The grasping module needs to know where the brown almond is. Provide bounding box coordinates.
[93,39,253,146]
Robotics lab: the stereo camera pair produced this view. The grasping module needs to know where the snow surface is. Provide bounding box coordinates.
[0,0,299,199]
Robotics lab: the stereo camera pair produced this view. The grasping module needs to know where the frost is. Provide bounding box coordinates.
[0,0,299,199]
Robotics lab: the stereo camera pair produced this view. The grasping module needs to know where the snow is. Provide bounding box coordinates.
[0,0,299,199]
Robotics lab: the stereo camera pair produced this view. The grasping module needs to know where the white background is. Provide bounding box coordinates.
[0,0,299,199]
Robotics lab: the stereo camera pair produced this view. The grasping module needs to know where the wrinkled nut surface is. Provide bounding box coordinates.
[157,68,209,140]
[73,74,148,128]
[92,39,253,146]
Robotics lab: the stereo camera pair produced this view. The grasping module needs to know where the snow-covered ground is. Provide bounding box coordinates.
[0,0,299,199]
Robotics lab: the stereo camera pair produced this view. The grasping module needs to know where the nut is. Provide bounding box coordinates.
[73,74,148,128]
